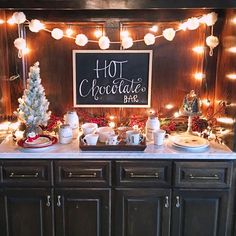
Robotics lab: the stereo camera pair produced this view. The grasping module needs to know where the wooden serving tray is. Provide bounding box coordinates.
[79,135,146,151]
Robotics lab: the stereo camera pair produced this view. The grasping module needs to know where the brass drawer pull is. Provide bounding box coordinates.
[68,172,97,178]
[130,172,159,178]
[189,174,220,180]
[9,172,39,178]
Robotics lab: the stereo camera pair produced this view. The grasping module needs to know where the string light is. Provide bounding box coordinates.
[163,28,176,41]
[227,47,236,53]
[0,19,4,24]
[186,17,200,30]
[6,11,218,53]
[144,33,155,45]
[51,28,63,40]
[7,17,15,25]
[202,99,211,106]
[232,17,236,24]
[65,28,74,37]
[174,112,180,118]
[120,30,129,39]
[206,35,219,56]
[29,19,44,32]
[194,72,205,81]
[150,25,158,33]
[165,104,174,109]
[108,121,116,128]
[75,34,88,46]
[22,47,30,55]
[192,46,205,54]
[226,73,236,80]
[94,28,102,38]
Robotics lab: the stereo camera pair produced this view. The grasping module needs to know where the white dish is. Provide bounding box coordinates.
[171,142,209,151]
[170,135,209,148]
[24,136,52,147]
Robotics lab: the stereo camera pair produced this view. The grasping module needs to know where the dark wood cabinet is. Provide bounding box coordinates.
[0,188,53,236]
[0,159,234,236]
[114,188,171,236]
[171,189,230,236]
[55,188,111,236]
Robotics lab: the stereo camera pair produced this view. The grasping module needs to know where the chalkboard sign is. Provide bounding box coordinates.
[73,50,152,107]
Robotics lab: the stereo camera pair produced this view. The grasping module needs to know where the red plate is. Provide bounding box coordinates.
[17,135,58,149]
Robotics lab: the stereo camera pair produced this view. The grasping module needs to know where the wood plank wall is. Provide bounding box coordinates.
[215,9,236,151]
[0,9,224,123]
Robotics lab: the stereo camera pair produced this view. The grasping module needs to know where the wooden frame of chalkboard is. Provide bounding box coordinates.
[73,50,153,108]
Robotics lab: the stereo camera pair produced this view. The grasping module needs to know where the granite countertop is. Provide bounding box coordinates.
[0,135,235,160]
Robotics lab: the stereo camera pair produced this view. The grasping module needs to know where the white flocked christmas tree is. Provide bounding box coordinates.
[16,62,51,134]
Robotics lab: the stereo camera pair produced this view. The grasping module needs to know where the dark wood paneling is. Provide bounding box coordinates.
[3,9,222,119]
[114,188,171,236]
[0,0,236,9]
[55,188,111,236]
[0,10,11,115]
[171,189,230,236]
[0,188,53,236]
[215,9,236,151]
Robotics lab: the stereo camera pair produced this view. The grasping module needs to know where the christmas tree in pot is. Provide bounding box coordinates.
[16,62,51,137]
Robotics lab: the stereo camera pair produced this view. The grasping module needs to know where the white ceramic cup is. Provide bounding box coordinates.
[153,129,166,146]
[97,126,115,143]
[126,130,143,145]
[106,134,119,145]
[81,123,98,135]
[82,133,99,145]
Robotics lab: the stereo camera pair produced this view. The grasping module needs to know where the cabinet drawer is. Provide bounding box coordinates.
[1,161,53,187]
[115,161,172,187]
[55,161,111,187]
[174,161,233,188]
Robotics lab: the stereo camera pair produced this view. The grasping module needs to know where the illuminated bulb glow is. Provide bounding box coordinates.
[232,17,236,24]
[227,47,236,53]
[65,28,74,37]
[0,121,11,131]
[192,46,204,54]
[202,99,211,106]
[7,17,15,25]
[165,104,174,109]
[194,73,205,81]
[22,47,30,55]
[109,121,116,128]
[0,19,4,24]
[94,29,102,38]
[133,125,139,130]
[226,73,236,80]
[150,25,158,33]
[109,115,115,121]
[174,112,180,118]
[120,30,129,39]
[217,117,234,125]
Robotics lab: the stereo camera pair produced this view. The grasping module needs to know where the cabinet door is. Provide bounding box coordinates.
[171,189,230,236]
[114,188,171,236]
[0,188,53,236]
[55,188,110,236]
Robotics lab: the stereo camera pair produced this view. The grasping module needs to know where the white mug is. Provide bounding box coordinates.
[97,126,115,143]
[153,129,166,146]
[126,130,143,145]
[81,123,98,135]
[82,133,99,145]
[106,134,119,145]
[59,124,73,144]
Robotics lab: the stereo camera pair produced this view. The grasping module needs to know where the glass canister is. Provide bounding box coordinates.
[59,124,73,144]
